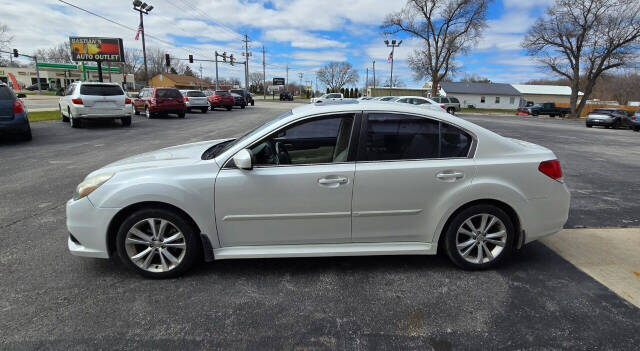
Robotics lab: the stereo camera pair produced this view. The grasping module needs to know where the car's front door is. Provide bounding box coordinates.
[351,112,476,243]
[215,113,359,246]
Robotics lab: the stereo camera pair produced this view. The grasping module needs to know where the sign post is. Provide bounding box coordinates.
[69,37,124,82]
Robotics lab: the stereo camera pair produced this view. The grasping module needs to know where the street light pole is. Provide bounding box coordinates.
[133,1,153,85]
[384,39,402,88]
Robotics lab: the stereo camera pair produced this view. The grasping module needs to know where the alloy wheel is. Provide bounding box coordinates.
[145,107,151,119]
[124,218,187,273]
[455,214,507,264]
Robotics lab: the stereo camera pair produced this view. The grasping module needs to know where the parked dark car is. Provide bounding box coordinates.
[280,91,294,101]
[230,92,247,109]
[632,110,640,132]
[0,83,31,141]
[25,83,49,91]
[523,102,570,117]
[207,90,234,111]
[133,87,186,118]
[231,89,254,106]
[586,108,634,129]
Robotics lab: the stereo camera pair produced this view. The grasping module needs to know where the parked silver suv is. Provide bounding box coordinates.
[180,90,209,113]
[431,96,461,114]
[59,82,132,128]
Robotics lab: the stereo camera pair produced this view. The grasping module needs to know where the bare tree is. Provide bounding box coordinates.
[459,73,491,83]
[382,0,491,97]
[316,62,359,92]
[33,42,74,63]
[522,0,640,117]
[249,72,264,90]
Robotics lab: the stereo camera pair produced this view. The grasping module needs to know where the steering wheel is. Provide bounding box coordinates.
[274,141,291,165]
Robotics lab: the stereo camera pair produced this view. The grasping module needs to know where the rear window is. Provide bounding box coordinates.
[0,86,15,100]
[187,91,206,97]
[231,90,243,94]
[449,97,460,103]
[156,89,182,98]
[80,84,124,96]
[215,91,230,96]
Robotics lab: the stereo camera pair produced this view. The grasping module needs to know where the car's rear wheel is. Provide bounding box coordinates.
[241,104,245,109]
[21,125,32,141]
[226,106,232,111]
[634,127,639,132]
[121,116,132,127]
[444,205,515,270]
[201,107,208,113]
[69,108,81,128]
[586,124,592,128]
[251,101,254,106]
[116,208,201,278]
[446,107,455,115]
[177,111,186,118]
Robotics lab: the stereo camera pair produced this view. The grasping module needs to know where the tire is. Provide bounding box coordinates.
[201,107,208,114]
[21,125,32,141]
[145,106,152,119]
[241,104,245,109]
[60,105,69,122]
[135,109,140,116]
[444,204,516,270]
[586,124,592,128]
[633,127,639,132]
[69,108,81,128]
[532,111,539,116]
[446,107,455,115]
[251,101,254,106]
[226,106,232,111]
[115,208,201,279]
[177,111,185,118]
[187,108,192,113]
[121,116,132,127]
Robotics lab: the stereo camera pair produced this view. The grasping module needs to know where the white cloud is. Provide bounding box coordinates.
[262,29,347,49]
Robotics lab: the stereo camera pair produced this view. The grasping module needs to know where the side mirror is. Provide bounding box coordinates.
[17,93,26,99]
[233,149,253,170]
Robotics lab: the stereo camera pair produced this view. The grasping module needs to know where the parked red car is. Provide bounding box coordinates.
[206,90,234,111]
[134,87,187,118]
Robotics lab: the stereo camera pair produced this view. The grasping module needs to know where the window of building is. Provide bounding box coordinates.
[480,96,486,103]
[510,96,515,104]
[495,96,500,104]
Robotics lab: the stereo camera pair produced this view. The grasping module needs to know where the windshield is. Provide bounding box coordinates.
[202,110,294,160]
[531,104,542,108]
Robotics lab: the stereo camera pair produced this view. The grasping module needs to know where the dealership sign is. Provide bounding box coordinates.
[273,77,285,85]
[70,37,125,62]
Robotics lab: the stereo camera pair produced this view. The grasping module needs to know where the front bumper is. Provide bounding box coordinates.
[66,197,120,259]
[586,119,613,126]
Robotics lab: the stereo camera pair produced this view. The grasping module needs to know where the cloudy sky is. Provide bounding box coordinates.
[1,0,555,88]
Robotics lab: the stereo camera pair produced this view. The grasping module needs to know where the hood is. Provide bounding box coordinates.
[87,139,228,178]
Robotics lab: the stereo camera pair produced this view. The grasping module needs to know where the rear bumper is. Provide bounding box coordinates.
[521,181,571,244]
[586,119,614,126]
[73,106,132,119]
[0,113,30,134]
[186,102,209,108]
[66,197,120,259]
[148,105,187,113]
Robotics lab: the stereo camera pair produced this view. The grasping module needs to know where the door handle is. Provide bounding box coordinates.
[436,171,464,181]
[318,177,348,185]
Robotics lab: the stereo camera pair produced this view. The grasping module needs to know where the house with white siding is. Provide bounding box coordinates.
[440,82,522,109]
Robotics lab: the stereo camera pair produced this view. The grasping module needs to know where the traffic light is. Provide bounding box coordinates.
[165,54,170,67]
[188,55,193,63]
[222,52,227,62]
[12,49,18,58]
[229,54,234,66]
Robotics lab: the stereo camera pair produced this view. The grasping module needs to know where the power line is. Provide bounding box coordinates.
[173,0,245,41]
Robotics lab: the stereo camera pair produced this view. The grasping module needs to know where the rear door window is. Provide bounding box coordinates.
[440,123,472,158]
[449,97,460,103]
[80,84,124,96]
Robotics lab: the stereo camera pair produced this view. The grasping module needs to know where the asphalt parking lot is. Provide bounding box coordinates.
[1,104,639,349]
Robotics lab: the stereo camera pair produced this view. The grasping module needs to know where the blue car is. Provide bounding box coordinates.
[0,83,31,141]
[633,110,640,132]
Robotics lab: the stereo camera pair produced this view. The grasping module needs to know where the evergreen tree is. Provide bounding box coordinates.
[355,88,359,97]
[183,65,195,77]
[170,67,178,74]
[326,87,330,94]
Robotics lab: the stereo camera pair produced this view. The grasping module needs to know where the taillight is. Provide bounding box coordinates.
[150,98,156,104]
[183,97,189,101]
[538,160,563,180]
[71,98,83,105]
[440,104,446,109]
[633,116,637,120]
[125,98,132,104]
[13,100,24,114]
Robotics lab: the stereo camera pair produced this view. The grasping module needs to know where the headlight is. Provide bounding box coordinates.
[73,174,114,200]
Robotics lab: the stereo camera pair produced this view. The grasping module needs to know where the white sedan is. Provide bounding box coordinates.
[67,101,570,278]
[392,96,446,111]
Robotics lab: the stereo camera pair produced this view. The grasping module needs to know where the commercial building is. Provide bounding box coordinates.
[148,73,209,90]
[0,63,134,91]
[512,84,583,105]
[440,82,522,109]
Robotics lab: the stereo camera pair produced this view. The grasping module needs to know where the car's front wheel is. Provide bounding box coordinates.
[116,208,201,278]
[444,204,515,270]
[60,105,69,122]
[145,106,152,119]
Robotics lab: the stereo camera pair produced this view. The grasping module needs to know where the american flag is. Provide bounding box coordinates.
[134,21,142,40]
[387,50,393,63]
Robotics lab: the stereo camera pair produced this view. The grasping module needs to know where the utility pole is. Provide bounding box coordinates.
[215,51,219,90]
[384,39,402,88]
[242,33,251,90]
[199,64,203,90]
[133,1,154,85]
[314,74,318,98]
[285,65,289,90]
[298,72,303,96]
[365,67,369,96]
[372,60,376,90]
[262,46,266,100]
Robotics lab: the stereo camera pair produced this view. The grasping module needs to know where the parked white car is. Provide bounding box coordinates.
[59,82,133,128]
[179,90,209,113]
[67,101,570,278]
[393,96,445,111]
[311,93,343,103]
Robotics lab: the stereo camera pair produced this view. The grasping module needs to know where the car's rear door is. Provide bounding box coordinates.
[351,112,476,243]
[215,113,359,246]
